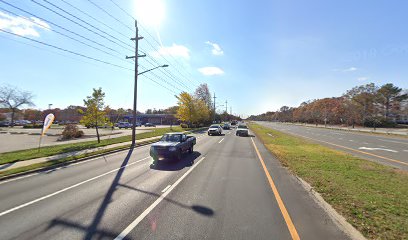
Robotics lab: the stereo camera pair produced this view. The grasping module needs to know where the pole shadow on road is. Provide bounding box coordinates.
[48,147,134,239]
[119,183,214,217]
[150,151,201,171]
[47,147,213,239]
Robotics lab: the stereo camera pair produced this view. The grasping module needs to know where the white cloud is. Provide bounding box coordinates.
[357,76,369,81]
[205,41,224,56]
[343,67,358,72]
[198,67,224,76]
[151,44,190,59]
[0,11,50,37]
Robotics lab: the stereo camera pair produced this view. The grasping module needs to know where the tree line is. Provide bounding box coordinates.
[248,83,408,128]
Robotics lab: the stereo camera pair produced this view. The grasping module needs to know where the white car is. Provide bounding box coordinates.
[236,124,249,136]
[207,124,222,136]
[117,122,132,129]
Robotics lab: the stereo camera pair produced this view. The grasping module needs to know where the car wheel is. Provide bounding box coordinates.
[208,133,211,136]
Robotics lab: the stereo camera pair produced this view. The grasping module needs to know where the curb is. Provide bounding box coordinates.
[0,139,158,182]
[248,123,366,240]
[280,122,408,137]
[295,176,367,240]
[0,128,207,182]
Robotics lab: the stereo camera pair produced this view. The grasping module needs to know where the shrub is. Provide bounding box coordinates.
[62,124,84,140]
[180,123,188,128]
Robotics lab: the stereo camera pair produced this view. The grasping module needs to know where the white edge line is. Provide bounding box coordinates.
[161,184,172,193]
[0,146,153,186]
[218,138,225,144]
[0,157,150,217]
[114,156,206,240]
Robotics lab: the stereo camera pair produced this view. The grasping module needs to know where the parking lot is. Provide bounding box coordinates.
[0,125,170,153]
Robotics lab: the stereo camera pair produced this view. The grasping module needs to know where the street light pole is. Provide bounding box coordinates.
[138,65,168,75]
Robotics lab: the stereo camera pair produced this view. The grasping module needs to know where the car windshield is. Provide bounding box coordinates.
[238,125,247,129]
[210,125,219,128]
[160,134,182,142]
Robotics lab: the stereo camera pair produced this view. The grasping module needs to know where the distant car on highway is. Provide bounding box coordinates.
[117,122,132,129]
[144,123,156,127]
[236,124,249,136]
[208,124,222,136]
[150,133,196,162]
[222,123,230,130]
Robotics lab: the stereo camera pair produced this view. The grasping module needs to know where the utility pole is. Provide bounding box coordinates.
[230,107,232,115]
[225,100,228,113]
[213,92,216,123]
[126,20,145,147]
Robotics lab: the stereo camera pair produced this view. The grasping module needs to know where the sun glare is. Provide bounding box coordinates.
[134,0,165,27]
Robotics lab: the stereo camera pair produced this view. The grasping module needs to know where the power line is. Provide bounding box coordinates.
[57,0,130,40]
[40,0,134,51]
[31,0,133,52]
[142,55,193,91]
[0,0,122,55]
[105,0,202,88]
[0,6,130,64]
[0,29,133,71]
[85,0,133,32]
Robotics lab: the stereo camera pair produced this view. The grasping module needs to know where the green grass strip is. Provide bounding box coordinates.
[0,127,196,164]
[249,123,408,240]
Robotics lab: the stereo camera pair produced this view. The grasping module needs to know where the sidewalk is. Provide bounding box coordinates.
[0,135,161,172]
[283,122,408,136]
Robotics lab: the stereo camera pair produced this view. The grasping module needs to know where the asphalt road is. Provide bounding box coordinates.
[0,128,349,240]
[256,121,408,171]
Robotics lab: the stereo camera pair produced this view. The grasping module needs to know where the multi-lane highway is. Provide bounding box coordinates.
[0,128,350,240]
[256,121,408,171]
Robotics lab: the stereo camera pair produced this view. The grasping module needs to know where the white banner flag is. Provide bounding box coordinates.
[41,113,55,136]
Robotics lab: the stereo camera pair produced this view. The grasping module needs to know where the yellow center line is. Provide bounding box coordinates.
[288,132,408,167]
[250,138,300,240]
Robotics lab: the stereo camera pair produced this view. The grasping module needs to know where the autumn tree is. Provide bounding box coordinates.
[80,88,108,143]
[0,85,34,127]
[194,83,212,109]
[377,83,408,121]
[176,92,210,126]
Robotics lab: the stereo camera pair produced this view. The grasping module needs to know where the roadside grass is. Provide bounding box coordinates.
[0,126,194,165]
[0,139,157,178]
[249,123,408,240]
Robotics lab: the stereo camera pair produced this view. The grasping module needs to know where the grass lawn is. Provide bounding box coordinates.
[0,126,197,165]
[249,123,408,240]
[0,139,158,178]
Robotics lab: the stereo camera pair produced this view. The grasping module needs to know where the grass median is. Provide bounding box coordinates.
[0,126,198,165]
[249,123,408,240]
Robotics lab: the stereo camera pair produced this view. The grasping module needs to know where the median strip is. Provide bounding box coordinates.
[249,123,408,239]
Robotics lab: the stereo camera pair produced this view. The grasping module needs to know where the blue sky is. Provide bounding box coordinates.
[0,0,407,117]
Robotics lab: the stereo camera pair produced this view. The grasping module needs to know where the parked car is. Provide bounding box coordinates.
[144,123,156,127]
[208,124,222,136]
[236,124,249,136]
[0,121,10,127]
[222,123,230,130]
[117,122,132,129]
[150,133,196,161]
